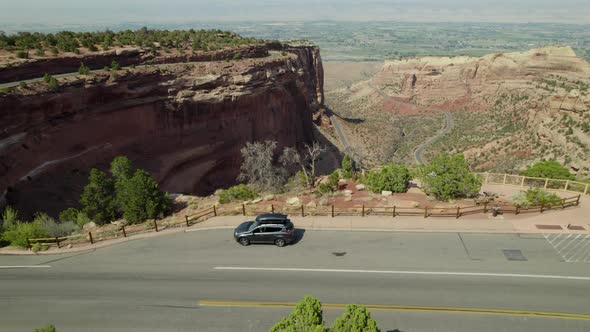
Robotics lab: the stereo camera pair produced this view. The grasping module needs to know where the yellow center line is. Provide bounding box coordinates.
[198,300,590,321]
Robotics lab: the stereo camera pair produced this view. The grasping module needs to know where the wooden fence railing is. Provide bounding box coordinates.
[27,194,581,249]
[474,172,590,196]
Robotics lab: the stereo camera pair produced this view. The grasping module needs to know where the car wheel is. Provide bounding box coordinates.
[275,238,286,247]
[239,237,250,246]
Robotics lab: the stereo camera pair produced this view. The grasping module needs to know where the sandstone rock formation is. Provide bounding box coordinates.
[0,43,324,217]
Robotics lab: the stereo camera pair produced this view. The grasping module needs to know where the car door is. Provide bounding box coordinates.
[262,226,282,243]
[250,226,266,243]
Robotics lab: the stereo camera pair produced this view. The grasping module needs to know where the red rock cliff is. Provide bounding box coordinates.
[0,44,324,216]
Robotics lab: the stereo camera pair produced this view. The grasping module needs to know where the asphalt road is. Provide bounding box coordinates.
[414,112,454,165]
[1,230,590,332]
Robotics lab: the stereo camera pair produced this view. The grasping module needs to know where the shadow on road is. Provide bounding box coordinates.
[291,228,307,245]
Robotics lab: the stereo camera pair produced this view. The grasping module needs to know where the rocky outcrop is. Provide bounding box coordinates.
[0,44,271,83]
[0,44,324,217]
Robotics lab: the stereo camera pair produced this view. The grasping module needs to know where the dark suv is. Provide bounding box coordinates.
[234,214,295,247]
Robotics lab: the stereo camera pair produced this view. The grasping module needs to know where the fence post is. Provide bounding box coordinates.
[242,203,246,216]
[362,205,365,217]
[544,179,549,189]
[122,226,127,238]
[271,204,275,213]
[392,206,396,218]
[213,205,217,216]
[503,174,507,185]
[520,176,525,187]
[577,195,581,206]
[88,232,94,244]
[456,207,460,219]
[424,207,428,218]
[562,199,566,209]
[301,205,305,217]
[185,215,190,227]
[564,180,570,192]
[485,172,490,184]
[153,220,159,232]
[55,237,60,248]
[540,203,544,213]
[484,202,488,213]
[331,205,335,218]
[584,184,589,196]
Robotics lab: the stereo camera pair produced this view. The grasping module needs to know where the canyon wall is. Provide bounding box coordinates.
[0,44,324,217]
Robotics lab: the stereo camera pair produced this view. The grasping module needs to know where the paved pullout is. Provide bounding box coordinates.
[1,230,589,332]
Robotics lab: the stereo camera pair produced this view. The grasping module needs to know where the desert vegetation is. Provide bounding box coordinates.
[0,28,261,57]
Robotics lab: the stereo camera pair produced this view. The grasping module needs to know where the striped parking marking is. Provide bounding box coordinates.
[544,234,590,263]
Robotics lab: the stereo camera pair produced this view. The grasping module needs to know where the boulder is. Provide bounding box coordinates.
[306,201,317,208]
[83,222,97,231]
[66,244,73,249]
[263,194,276,201]
[252,198,262,204]
[286,197,301,205]
[318,198,329,206]
[344,196,353,202]
[343,190,353,196]
[355,184,366,191]
[381,191,393,197]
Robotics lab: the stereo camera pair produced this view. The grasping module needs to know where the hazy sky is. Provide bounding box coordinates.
[1,0,588,26]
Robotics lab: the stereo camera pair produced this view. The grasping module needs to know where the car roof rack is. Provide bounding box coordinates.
[255,213,289,223]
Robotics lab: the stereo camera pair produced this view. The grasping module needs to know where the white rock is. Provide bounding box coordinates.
[344,196,353,202]
[306,201,317,208]
[318,198,329,206]
[286,197,301,205]
[83,222,97,231]
[343,190,353,196]
[66,244,73,249]
[263,194,275,201]
[381,191,393,197]
[355,184,366,191]
[252,198,262,204]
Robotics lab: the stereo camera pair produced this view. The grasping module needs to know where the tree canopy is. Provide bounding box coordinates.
[79,169,117,225]
[364,163,411,193]
[521,160,575,180]
[417,153,482,200]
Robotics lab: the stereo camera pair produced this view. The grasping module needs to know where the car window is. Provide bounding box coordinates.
[252,227,262,234]
[265,227,282,233]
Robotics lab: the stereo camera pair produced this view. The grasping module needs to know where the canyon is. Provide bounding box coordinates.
[0,43,325,217]
[326,46,590,173]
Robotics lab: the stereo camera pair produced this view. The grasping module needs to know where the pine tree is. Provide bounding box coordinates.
[79,169,117,225]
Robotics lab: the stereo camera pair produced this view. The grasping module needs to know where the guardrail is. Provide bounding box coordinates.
[224,195,581,219]
[27,206,217,249]
[474,172,590,196]
[26,189,582,249]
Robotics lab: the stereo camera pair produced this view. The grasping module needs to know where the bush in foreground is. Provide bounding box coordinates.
[219,184,257,204]
[365,163,411,194]
[417,153,481,201]
[1,219,49,248]
[118,169,171,224]
[33,325,57,332]
[511,187,562,208]
[270,295,381,332]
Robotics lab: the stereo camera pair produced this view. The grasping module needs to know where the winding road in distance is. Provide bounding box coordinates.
[414,111,454,164]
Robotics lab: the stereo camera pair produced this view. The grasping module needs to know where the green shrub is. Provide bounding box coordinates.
[233,52,241,60]
[1,220,49,248]
[47,77,59,92]
[1,206,20,231]
[35,48,45,56]
[43,73,51,83]
[511,187,562,208]
[50,47,59,55]
[78,62,90,75]
[270,296,324,332]
[75,211,92,228]
[332,304,380,332]
[16,50,28,59]
[318,183,333,194]
[218,184,257,204]
[281,50,288,56]
[521,160,575,180]
[31,242,48,253]
[341,155,354,179]
[103,65,110,71]
[35,213,79,237]
[19,81,27,89]
[80,169,117,225]
[33,325,57,332]
[417,154,481,200]
[328,171,340,188]
[111,60,121,71]
[365,163,411,193]
[118,169,171,223]
[59,208,79,223]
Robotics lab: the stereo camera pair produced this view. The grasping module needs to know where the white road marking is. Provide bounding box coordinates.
[214,267,590,281]
[544,233,590,263]
[0,265,51,269]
